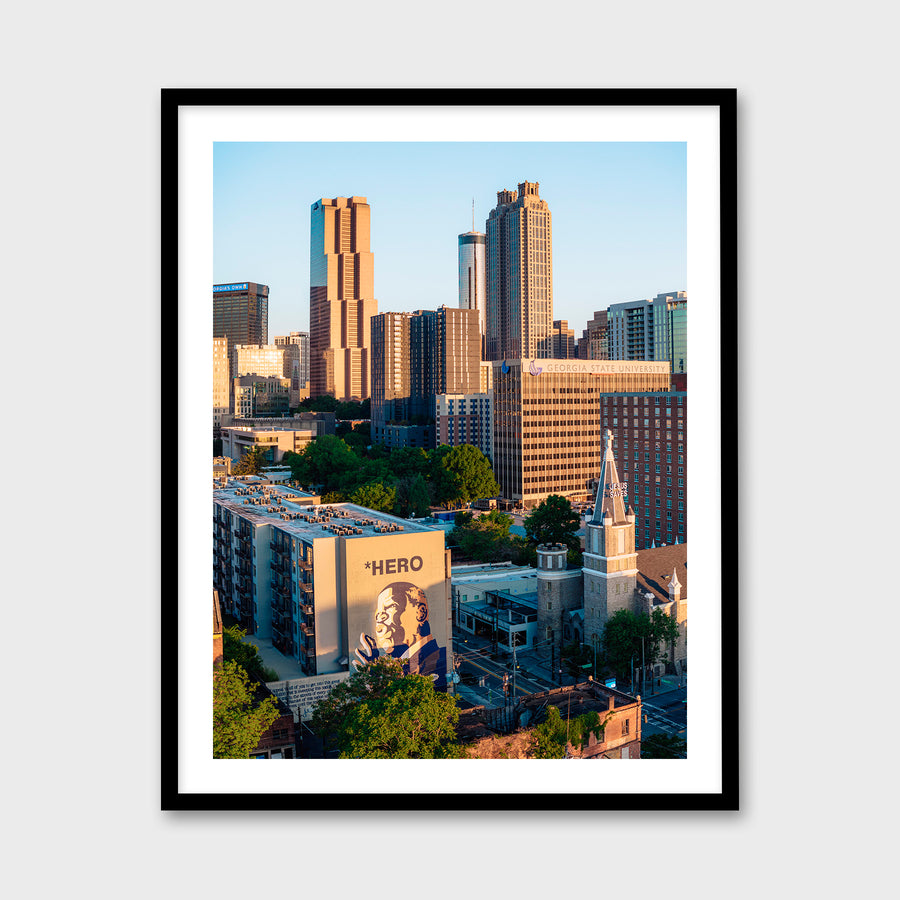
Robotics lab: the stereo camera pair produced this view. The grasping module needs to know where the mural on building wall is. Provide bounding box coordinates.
[344,533,450,689]
[354,580,448,687]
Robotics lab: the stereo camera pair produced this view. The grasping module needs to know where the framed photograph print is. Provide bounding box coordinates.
[162,88,737,811]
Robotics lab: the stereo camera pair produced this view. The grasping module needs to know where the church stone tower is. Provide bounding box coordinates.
[583,429,638,648]
[536,542,582,666]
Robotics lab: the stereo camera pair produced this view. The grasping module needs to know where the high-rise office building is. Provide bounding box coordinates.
[552,320,576,358]
[608,291,687,373]
[370,312,412,444]
[213,282,269,374]
[309,197,378,401]
[577,310,609,360]
[458,232,486,352]
[491,358,671,508]
[485,182,553,361]
[213,337,231,429]
[370,307,481,449]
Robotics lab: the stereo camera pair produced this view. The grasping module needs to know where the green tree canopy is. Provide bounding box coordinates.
[231,445,268,477]
[223,625,279,683]
[309,657,462,759]
[529,706,612,758]
[286,435,359,493]
[438,444,500,505]
[641,733,687,759]
[213,660,281,759]
[601,608,680,684]
[523,494,581,552]
[393,473,431,518]
[350,480,397,513]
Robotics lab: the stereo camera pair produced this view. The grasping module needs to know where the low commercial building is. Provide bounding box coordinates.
[221,424,319,465]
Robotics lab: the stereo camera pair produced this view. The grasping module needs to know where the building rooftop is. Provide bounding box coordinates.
[213,481,443,541]
[636,542,687,604]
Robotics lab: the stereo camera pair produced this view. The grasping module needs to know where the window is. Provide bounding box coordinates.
[622,719,630,736]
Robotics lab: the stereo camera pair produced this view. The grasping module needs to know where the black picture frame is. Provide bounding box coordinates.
[162,88,737,811]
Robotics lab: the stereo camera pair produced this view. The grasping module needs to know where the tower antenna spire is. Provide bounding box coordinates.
[472,197,475,233]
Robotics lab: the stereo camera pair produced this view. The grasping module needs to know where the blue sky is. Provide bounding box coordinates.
[214,142,686,341]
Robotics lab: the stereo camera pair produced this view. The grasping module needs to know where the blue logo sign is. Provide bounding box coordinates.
[213,283,249,293]
[501,361,510,374]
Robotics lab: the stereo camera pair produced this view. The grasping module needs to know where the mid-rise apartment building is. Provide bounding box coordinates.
[491,358,671,508]
[274,332,310,406]
[309,196,377,400]
[608,290,687,373]
[221,423,320,465]
[435,392,493,461]
[213,486,453,691]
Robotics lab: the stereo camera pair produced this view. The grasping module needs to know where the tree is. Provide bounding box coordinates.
[439,444,500,505]
[524,494,581,552]
[641,733,687,759]
[309,657,463,759]
[223,625,279,683]
[393,473,431,518]
[350,480,396,513]
[213,661,281,759]
[529,706,612,758]
[231,445,268,476]
[601,608,681,686]
[286,435,358,492]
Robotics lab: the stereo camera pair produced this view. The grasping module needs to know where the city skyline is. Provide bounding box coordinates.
[214,141,686,341]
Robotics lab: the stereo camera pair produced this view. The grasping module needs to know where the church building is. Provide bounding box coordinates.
[535,430,687,679]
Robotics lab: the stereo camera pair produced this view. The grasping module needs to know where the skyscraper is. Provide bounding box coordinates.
[485,182,553,361]
[309,196,377,401]
[370,306,481,449]
[458,232,485,353]
[275,332,310,406]
[213,281,269,377]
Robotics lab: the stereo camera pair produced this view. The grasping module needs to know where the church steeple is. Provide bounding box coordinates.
[591,429,630,526]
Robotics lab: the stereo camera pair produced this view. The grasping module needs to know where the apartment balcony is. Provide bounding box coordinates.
[300,622,315,638]
[299,603,313,616]
[299,582,313,594]
[297,560,312,572]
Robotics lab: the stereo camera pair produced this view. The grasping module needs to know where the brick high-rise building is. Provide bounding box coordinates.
[485,182,553,361]
[599,387,687,549]
[309,197,378,400]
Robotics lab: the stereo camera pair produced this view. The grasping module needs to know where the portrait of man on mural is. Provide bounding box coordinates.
[354,581,448,687]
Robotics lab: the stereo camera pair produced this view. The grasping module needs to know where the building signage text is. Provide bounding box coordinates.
[606,482,628,498]
[213,283,249,293]
[365,556,424,575]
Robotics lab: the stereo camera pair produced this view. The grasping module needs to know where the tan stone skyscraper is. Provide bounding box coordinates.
[485,181,553,361]
[309,196,377,400]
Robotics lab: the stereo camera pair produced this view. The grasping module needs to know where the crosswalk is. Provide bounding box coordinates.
[642,701,686,736]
